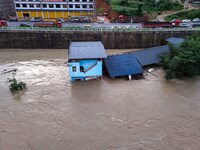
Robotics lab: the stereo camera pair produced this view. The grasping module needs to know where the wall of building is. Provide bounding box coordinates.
[14,0,94,19]
[0,0,16,18]
[0,30,196,49]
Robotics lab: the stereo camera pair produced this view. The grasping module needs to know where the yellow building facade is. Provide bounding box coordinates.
[14,0,94,19]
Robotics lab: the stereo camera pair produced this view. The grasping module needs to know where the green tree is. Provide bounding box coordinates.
[161,33,200,80]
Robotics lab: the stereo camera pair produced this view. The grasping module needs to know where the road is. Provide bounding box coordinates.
[7,21,142,28]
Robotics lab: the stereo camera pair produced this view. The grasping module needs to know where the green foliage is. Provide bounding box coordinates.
[8,77,27,92]
[161,33,200,80]
[165,9,200,21]
[106,0,183,16]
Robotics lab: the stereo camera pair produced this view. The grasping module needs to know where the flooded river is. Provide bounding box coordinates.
[0,49,200,150]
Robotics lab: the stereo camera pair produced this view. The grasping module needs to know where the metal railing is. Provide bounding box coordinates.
[0,26,200,32]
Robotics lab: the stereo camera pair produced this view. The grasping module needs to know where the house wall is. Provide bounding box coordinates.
[68,59,103,80]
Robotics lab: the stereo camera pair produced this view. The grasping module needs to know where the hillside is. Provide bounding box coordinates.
[96,0,184,19]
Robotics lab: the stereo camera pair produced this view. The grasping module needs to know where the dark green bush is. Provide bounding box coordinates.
[8,77,27,92]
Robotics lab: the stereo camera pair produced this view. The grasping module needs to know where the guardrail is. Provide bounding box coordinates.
[0,26,200,32]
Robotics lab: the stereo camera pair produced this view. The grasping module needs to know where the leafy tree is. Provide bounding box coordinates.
[161,33,200,80]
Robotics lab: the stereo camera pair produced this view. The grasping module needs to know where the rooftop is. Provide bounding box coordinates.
[104,53,143,78]
[131,45,169,66]
[166,37,185,45]
[68,41,107,60]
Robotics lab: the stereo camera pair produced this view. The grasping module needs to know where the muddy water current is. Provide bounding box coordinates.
[0,49,200,150]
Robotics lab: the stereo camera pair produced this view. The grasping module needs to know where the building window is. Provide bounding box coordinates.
[89,0,93,2]
[82,0,87,2]
[56,4,61,8]
[49,4,53,8]
[75,4,80,8]
[36,4,40,8]
[82,4,87,8]
[80,66,84,72]
[63,4,67,8]
[72,66,76,72]
[16,4,20,8]
[69,4,73,8]
[89,5,93,8]
[29,4,34,8]
[75,0,79,2]
[22,4,27,8]
[42,4,47,8]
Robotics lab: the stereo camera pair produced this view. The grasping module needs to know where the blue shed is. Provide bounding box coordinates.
[68,41,107,81]
[166,37,185,46]
[104,53,143,78]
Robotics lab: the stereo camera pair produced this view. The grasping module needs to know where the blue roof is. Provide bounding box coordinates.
[131,45,169,66]
[69,41,107,59]
[104,53,143,78]
[166,37,185,45]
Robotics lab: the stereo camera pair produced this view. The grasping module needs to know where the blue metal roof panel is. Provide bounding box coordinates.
[104,53,143,78]
[166,37,185,45]
[131,45,169,66]
[69,41,107,59]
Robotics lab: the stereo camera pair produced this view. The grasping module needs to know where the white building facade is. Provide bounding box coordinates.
[14,0,95,19]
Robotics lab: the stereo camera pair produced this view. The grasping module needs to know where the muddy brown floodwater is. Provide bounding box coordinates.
[0,49,200,150]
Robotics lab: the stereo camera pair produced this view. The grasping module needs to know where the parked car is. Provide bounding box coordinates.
[7,18,18,22]
[19,23,31,27]
[192,23,200,28]
[192,18,200,22]
[83,16,91,23]
[30,17,42,22]
[179,23,191,28]
[182,19,191,23]
[56,18,65,23]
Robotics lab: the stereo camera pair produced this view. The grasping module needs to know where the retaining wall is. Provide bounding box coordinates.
[0,30,196,49]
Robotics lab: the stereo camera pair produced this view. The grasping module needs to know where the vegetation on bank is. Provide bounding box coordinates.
[8,77,27,92]
[161,33,200,80]
[165,9,200,21]
[105,0,183,16]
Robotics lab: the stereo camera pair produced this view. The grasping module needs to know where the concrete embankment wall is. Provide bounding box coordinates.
[0,30,196,49]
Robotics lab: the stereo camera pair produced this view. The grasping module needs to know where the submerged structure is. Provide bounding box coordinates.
[68,41,107,81]
[131,45,169,66]
[166,37,185,47]
[104,53,143,78]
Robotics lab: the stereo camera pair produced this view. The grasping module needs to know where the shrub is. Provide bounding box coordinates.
[8,77,27,92]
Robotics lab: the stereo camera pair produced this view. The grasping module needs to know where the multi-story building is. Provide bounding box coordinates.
[0,0,16,18]
[14,0,95,19]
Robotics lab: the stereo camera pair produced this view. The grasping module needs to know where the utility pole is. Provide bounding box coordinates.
[40,0,44,19]
[184,0,189,9]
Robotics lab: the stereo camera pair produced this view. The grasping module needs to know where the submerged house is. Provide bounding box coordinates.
[130,45,170,66]
[68,41,107,81]
[104,53,143,78]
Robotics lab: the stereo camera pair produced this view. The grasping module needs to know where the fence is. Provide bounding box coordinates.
[0,26,200,32]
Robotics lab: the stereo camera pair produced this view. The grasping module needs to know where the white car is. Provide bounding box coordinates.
[182,19,191,23]
[179,23,192,28]
[192,18,200,22]
[98,19,104,24]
